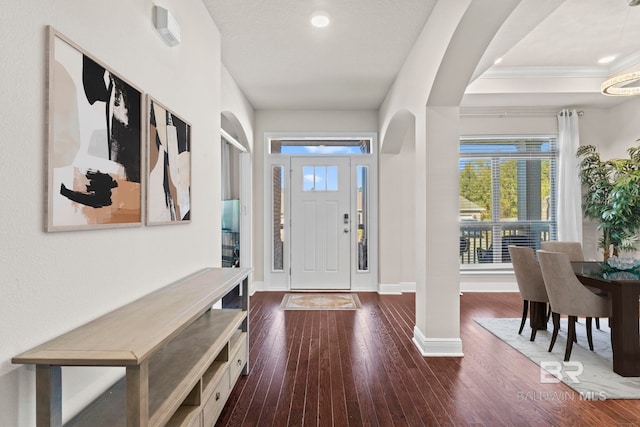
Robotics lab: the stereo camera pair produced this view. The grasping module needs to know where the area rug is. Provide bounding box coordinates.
[280,293,361,310]
[474,317,640,399]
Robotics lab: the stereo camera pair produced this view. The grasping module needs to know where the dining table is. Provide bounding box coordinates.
[572,261,640,377]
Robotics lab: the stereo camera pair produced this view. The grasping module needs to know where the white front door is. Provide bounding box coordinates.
[290,157,351,290]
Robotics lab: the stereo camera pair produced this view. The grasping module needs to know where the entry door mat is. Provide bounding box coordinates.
[280,293,362,310]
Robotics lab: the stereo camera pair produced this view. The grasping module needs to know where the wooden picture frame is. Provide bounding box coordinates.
[47,27,144,231]
[146,96,191,225]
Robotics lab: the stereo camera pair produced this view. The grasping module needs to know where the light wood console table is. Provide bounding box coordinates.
[13,267,252,427]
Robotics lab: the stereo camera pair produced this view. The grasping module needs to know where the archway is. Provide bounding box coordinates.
[379,109,417,293]
[377,0,521,356]
[220,112,251,271]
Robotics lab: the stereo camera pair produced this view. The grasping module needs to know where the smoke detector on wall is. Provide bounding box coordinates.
[154,5,181,47]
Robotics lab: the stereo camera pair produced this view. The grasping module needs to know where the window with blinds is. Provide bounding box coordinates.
[459,137,558,265]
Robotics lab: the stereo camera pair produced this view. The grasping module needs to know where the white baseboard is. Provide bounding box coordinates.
[249,281,264,295]
[378,282,416,294]
[378,283,402,294]
[412,326,464,357]
[378,277,517,293]
[266,283,288,291]
[351,283,378,292]
[254,280,516,294]
[460,271,518,292]
[460,281,518,292]
[400,282,416,293]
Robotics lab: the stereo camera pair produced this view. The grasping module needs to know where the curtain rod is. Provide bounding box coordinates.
[221,128,247,152]
[558,110,584,117]
[460,109,584,118]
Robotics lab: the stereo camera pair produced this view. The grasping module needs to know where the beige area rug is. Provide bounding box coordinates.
[475,317,640,399]
[280,293,362,310]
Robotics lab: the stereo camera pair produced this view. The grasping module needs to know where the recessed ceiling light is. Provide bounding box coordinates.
[598,55,617,64]
[310,12,330,28]
[493,57,503,65]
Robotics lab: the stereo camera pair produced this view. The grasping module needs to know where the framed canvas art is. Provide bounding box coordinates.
[47,27,143,231]
[146,96,191,224]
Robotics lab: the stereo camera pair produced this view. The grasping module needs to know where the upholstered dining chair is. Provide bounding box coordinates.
[540,241,584,261]
[537,250,612,361]
[508,245,549,341]
[541,240,601,329]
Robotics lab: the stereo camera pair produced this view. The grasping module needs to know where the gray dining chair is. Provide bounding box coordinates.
[540,241,584,261]
[537,250,612,361]
[508,245,549,341]
[541,240,601,329]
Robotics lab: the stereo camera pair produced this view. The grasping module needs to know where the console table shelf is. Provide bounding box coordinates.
[12,267,252,427]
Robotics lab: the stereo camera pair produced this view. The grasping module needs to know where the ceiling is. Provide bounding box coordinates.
[205,0,640,111]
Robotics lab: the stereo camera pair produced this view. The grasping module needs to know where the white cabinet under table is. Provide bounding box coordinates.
[12,267,252,427]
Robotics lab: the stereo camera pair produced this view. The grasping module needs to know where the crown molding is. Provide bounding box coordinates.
[608,49,640,75]
[481,66,607,79]
[459,107,561,117]
[481,49,640,81]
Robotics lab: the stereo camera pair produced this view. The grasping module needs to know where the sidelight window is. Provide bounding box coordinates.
[357,165,369,272]
[272,165,284,271]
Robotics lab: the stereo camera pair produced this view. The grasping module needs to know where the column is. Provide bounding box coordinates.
[413,106,463,356]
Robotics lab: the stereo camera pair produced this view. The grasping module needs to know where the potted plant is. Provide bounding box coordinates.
[577,143,640,259]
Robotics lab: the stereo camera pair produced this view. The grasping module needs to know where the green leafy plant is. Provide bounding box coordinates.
[577,143,640,258]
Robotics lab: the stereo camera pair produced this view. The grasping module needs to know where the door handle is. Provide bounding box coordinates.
[344,228,350,233]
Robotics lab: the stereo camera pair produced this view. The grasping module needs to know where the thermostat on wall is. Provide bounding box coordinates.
[155,5,181,47]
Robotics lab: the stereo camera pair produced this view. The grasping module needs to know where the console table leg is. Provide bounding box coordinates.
[126,362,149,427]
[36,365,61,427]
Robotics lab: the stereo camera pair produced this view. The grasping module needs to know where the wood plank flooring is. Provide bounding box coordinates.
[216,292,640,426]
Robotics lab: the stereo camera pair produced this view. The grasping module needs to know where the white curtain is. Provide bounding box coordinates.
[557,109,583,242]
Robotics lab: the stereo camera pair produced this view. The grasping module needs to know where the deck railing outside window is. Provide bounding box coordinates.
[459,222,552,264]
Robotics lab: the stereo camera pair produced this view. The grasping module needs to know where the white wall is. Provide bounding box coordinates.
[379,129,415,289]
[221,65,255,151]
[253,110,378,284]
[609,98,640,153]
[0,1,222,425]
[578,98,640,259]
[460,114,557,135]
[575,100,640,163]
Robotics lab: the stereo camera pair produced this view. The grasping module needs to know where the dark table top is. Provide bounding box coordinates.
[572,261,640,284]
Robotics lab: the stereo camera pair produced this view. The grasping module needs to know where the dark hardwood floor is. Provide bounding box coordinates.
[217,292,640,426]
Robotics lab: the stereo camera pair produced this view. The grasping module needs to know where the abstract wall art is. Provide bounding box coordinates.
[146,96,191,224]
[47,28,143,231]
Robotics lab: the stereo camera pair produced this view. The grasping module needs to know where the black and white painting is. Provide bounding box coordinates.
[146,97,191,224]
[48,28,142,231]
